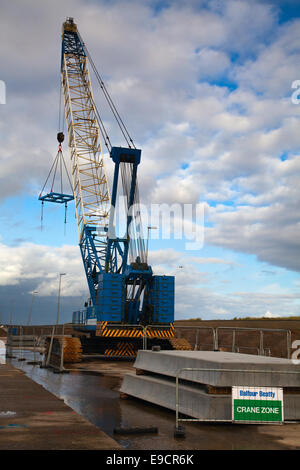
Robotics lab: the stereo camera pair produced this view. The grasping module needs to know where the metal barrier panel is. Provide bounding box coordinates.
[232,385,284,424]
[143,324,175,350]
[5,324,69,371]
[174,326,216,351]
[44,325,66,370]
[175,367,300,432]
[215,327,292,358]
[174,326,292,358]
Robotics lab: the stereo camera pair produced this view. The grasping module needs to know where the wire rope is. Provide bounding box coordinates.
[77,30,136,150]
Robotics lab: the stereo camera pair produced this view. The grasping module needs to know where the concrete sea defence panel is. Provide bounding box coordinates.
[121,374,232,420]
[134,351,300,387]
[120,374,300,421]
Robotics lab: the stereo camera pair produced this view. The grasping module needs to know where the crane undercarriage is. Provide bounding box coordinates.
[45,323,192,364]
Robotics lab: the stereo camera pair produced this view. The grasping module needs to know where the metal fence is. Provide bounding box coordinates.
[174,325,216,351]
[174,325,292,358]
[4,323,296,374]
[174,366,300,436]
[215,327,292,358]
[5,324,66,370]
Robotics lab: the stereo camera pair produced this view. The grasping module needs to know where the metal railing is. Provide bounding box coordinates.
[5,323,295,373]
[45,324,66,371]
[215,327,292,358]
[174,325,216,351]
[6,323,66,371]
[174,325,292,358]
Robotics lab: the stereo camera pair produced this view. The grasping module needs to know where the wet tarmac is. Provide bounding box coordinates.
[6,349,300,450]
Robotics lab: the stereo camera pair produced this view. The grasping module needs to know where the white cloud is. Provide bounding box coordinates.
[233,19,300,97]
[264,310,280,318]
[0,242,86,296]
[0,240,298,320]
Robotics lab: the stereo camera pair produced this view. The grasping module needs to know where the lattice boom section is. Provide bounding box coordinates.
[61,52,110,236]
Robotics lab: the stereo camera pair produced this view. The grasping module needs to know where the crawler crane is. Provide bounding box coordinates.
[41,18,191,361]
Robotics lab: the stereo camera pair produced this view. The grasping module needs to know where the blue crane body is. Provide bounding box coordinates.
[76,146,175,333]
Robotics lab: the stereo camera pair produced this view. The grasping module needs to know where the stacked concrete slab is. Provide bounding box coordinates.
[120,351,300,421]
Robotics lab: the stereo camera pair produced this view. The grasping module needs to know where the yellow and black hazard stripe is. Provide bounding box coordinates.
[146,323,175,339]
[96,321,107,335]
[104,341,137,357]
[96,321,175,339]
[96,321,143,338]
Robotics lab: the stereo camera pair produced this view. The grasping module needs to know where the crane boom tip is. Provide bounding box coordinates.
[62,17,77,34]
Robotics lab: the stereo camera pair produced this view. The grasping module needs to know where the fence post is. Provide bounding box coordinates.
[18,325,21,355]
[143,326,147,350]
[59,324,65,372]
[287,330,291,359]
[175,371,179,429]
[194,329,199,351]
[6,325,11,358]
[259,330,264,356]
[214,328,218,351]
[174,368,186,437]
[8,325,16,359]
[232,330,236,353]
[18,326,25,362]
[46,325,55,367]
[6,325,10,357]
[33,327,36,363]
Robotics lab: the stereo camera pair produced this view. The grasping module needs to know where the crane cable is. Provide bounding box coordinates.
[77,30,136,150]
[74,28,146,267]
[39,144,74,231]
[78,33,145,264]
[120,162,146,264]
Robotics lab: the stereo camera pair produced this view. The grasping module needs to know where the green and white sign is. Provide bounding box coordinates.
[232,386,284,423]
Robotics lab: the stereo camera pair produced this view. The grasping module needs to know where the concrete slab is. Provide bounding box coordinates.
[134,350,300,387]
[120,374,300,421]
[0,363,122,450]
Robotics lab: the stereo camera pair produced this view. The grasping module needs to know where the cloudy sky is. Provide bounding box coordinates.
[0,0,300,324]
